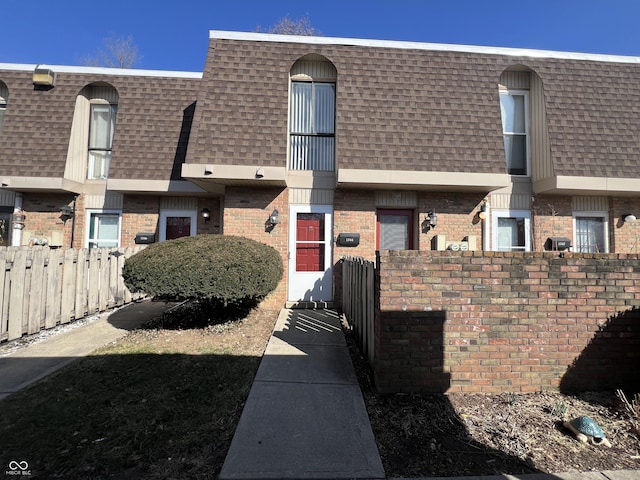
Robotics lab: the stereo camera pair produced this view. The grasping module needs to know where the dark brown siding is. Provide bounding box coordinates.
[188,39,509,174]
[190,38,640,178]
[0,68,200,181]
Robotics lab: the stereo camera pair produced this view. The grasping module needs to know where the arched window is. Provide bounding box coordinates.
[81,83,119,180]
[499,68,530,176]
[0,81,8,136]
[289,55,337,171]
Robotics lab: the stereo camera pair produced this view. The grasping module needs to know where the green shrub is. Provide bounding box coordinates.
[122,235,283,307]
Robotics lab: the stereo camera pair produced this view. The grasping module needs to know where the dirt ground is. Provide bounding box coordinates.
[170,306,640,477]
[3,305,639,478]
[347,331,640,477]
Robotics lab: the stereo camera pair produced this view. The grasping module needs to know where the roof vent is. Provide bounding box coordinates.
[33,66,56,87]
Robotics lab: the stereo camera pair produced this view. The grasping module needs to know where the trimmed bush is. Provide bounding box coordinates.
[122,235,283,306]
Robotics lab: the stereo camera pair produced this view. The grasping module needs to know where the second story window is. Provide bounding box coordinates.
[289,81,335,171]
[499,90,529,176]
[0,96,6,135]
[88,103,117,180]
[0,82,8,136]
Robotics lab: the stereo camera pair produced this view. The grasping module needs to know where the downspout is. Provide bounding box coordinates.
[70,195,78,248]
[11,192,23,247]
[483,200,491,251]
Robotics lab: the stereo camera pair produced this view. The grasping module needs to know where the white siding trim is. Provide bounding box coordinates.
[210,30,640,65]
[0,63,201,78]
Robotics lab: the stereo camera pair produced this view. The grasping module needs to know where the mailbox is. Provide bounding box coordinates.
[545,237,571,251]
[336,233,360,247]
[134,233,156,244]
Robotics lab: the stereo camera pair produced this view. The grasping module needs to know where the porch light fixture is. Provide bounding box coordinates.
[478,202,488,220]
[624,214,637,223]
[33,66,56,87]
[265,209,280,233]
[59,205,74,224]
[59,195,79,247]
[201,208,211,221]
[268,209,280,226]
[423,210,438,231]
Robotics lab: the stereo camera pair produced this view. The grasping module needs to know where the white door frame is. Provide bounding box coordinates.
[287,204,333,302]
[491,209,531,252]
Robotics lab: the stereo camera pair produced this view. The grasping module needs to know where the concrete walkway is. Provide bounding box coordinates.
[0,299,172,401]
[219,308,386,479]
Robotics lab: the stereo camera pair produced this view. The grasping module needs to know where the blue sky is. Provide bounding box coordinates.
[1,0,639,72]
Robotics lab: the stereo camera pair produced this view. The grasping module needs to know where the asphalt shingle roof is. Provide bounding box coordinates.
[2,35,640,183]
[0,68,200,181]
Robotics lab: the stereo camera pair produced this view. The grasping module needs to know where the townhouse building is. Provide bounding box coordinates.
[1,30,639,305]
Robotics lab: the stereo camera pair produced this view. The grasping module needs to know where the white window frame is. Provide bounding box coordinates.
[288,80,336,171]
[0,96,6,135]
[86,209,122,249]
[573,211,609,253]
[499,89,530,177]
[491,209,532,252]
[87,103,117,180]
[159,209,197,241]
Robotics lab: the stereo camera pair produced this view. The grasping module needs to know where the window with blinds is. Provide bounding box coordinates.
[289,81,335,171]
[88,103,118,180]
[88,212,120,248]
[376,209,414,250]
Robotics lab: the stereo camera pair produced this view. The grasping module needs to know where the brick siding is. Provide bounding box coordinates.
[373,250,640,394]
[223,186,289,309]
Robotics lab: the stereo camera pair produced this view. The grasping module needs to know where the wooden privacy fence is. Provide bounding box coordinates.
[341,256,376,364]
[0,246,146,343]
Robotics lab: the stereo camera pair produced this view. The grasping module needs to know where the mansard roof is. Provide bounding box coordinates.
[0,64,200,181]
[188,31,640,183]
[1,32,640,191]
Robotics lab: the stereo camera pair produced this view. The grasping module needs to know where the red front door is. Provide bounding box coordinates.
[166,216,191,240]
[296,213,325,272]
[288,205,333,302]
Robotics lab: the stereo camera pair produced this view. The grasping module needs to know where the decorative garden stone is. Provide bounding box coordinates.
[563,416,612,447]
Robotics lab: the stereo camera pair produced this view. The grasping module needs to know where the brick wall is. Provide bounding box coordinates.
[196,197,222,236]
[122,195,160,247]
[532,195,573,251]
[223,186,288,309]
[334,190,377,262]
[418,192,485,251]
[612,197,640,253]
[373,250,640,394]
[22,193,77,247]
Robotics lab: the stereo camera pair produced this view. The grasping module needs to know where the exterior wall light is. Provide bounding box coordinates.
[269,209,280,225]
[59,205,74,224]
[201,208,211,221]
[478,202,488,220]
[59,195,79,247]
[265,209,280,233]
[423,210,438,231]
[33,66,56,87]
[624,214,637,223]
